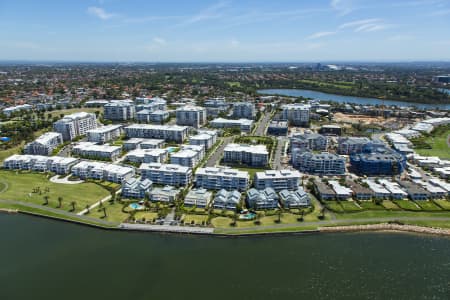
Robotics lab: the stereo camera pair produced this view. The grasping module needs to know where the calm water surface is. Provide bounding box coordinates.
[1,214,449,300]
[258,89,450,110]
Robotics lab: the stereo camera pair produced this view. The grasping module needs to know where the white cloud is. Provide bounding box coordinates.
[330,0,355,16]
[184,0,229,25]
[87,6,116,20]
[306,31,337,40]
[153,37,167,45]
[338,18,391,32]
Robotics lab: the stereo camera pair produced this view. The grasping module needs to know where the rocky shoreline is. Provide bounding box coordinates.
[319,223,450,236]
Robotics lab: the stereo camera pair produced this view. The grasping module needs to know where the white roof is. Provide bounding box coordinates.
[378,179,408,196]
[224,143,268,155]
[170,149,198,159]
[363,179,390,194]
[126,148,167,158]
[210,118,253,126]
[429,179,450,192]
[125,124,188,131]
[34,132,61,144]
[255,169,301,180]
[196,167,249,179]
[139,162,191,173]
[73,142,121,153]
[329,180,353,196]
[87,124,122,134]
[73,161,133,175]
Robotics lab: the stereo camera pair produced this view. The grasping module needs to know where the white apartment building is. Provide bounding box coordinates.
[71,161,134,183]
[139,163,192,186]
[24,132,63,156]
[223,144,268,167]
[3,154,79,174]
[72,142,121,161]
[3,104,33,116]
[125,148,168,163]
[209,118,253,132]
[87,124,123,144]
[281,104,310,126]
[232,102,255,119]
[124,124,189,143]
[254,170,301,191]
[189,130,218,150]
[53,112,98,141]
[184,188,213,208]
[123,138,165,151]
[104,100,135,121]
[176,105,207,128]
[195,167,250,191]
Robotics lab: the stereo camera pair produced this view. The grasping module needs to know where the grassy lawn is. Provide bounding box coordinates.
[358,201,386,210]
[340,201,363,212]
[334,210,450,220]
[87,201,130,223]
[413,125,450,159]
[0,201,118,227]
[414,200,442,211]
[182,214,209,225]
[393,200,422,211]
[0,170,109,213]
[433,200,450,210]
[46,107,100,118]
[382,200,401,210]
[0,142,25,163]
[133,211,159,222]
[324,201,345,213]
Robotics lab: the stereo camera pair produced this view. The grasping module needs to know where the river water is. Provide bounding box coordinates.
[258,89,450,110]
[1,214,449,300]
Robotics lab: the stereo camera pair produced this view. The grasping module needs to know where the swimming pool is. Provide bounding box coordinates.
[166,147,178,153]
[129,203,144,210]
[239,213,256,220]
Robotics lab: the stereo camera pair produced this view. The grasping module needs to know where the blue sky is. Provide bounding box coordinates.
[0,0,449,62]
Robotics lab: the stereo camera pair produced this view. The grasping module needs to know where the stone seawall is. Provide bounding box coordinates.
[319,223,450,236]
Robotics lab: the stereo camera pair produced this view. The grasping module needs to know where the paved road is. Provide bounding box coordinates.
[272,137,287,170]
[205,137,232,167]
[78,189,121,215]
[254,112,272,136]
[0,199,118,226]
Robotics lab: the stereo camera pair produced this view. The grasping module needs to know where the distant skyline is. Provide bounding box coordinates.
[1,0,450,62]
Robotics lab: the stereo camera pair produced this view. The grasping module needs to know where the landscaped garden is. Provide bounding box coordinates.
[0,170,110,213]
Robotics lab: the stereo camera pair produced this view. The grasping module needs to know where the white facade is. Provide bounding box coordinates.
[281,104,310,126]
[210,118,253,132]
[104,100,135,121]
[254,170,301,191]
[195,167,250,191]
[24,132,63,156]
[139,163,192,186]
[87,125,123,144]
[224,143,268,167]
[53,112,97,141]
[124,124,189,143]
[72,142,121,161]
[176,105,207,128]
[71,161,134,183]
[3,154,79,174]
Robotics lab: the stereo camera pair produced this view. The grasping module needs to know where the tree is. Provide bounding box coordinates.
[102,207,107,218]
[57,196,63,208]
[298,210,305,222]
[43,195,49,206]
[85,204,90,214]
[70,201,76,212]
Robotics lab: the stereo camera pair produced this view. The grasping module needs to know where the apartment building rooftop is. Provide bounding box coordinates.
[224,143,268,155]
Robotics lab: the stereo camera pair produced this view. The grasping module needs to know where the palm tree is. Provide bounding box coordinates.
[102,207,107,218]
[276,209,282,223]
[43,195,49,206]
[298,210,304,222]
[85,204,90,214]
[70,201,76,212]
[57,196,63,208]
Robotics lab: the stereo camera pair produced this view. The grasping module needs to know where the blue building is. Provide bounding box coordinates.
[350,145,406,176]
